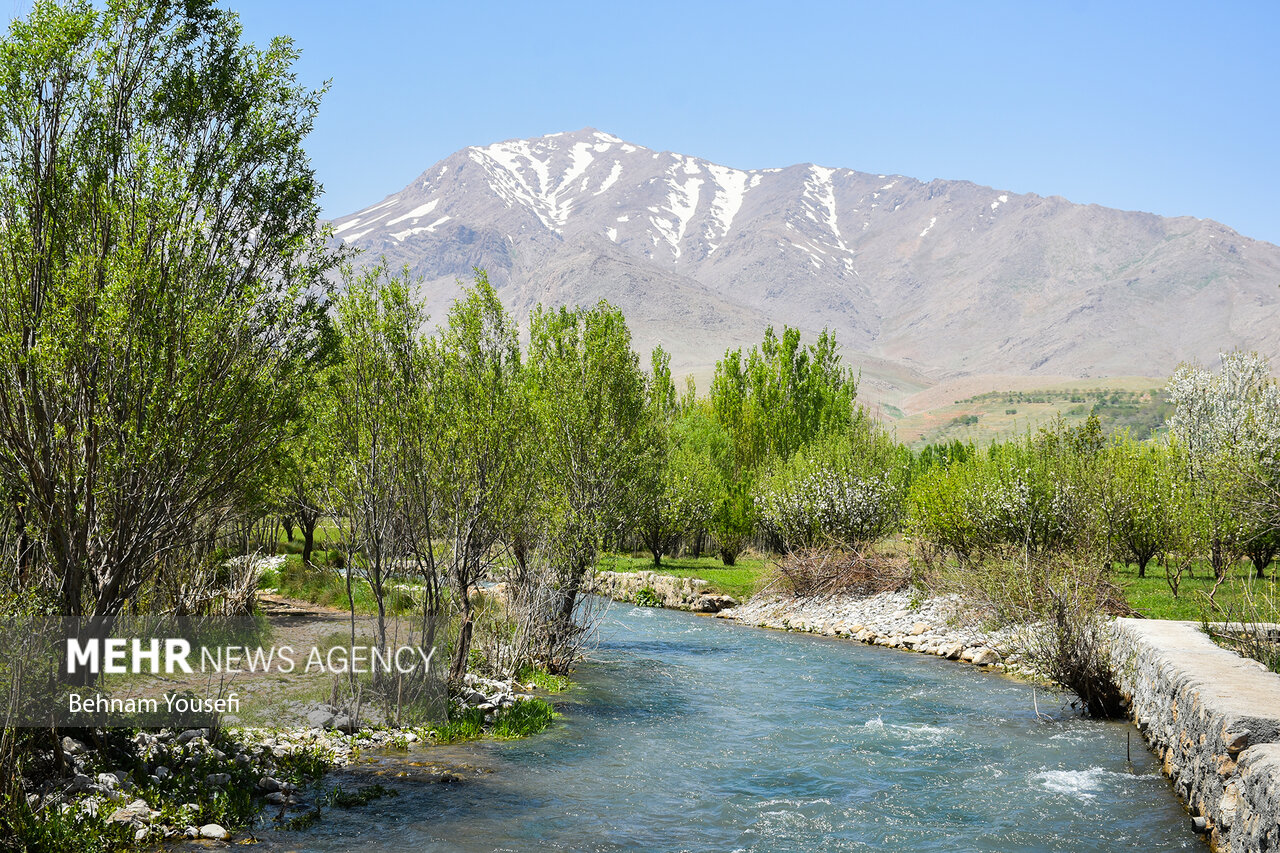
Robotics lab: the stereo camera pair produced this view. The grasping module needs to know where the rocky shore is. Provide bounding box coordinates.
[714,590,1043,676]
[24,673,536,844]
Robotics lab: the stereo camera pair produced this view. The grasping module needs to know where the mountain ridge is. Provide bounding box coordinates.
[329,128,1280,405]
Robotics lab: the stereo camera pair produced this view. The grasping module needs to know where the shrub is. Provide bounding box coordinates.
[634,586,663,607]
[932,550,1130,718]
[757,432,906,551]
[771,548,910,598]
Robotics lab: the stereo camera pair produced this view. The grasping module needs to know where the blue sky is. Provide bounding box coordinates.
[33,1,1280,243]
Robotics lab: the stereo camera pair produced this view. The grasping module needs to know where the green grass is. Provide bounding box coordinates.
[1111,560,1279,622]
[492,698,556,739]
[273,518,344,556]
[274,743,339,786]
[596,553,770,601]
[429,707,485,743]
[325,783,399,809]
[262,555,422,617]
[515,663,571,693]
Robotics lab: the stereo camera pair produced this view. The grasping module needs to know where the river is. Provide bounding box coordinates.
[265,600,1199,852]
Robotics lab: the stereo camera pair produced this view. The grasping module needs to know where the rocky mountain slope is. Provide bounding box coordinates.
[329,128,1280,403]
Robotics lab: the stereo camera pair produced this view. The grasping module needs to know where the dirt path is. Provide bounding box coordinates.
[110,594,434,726]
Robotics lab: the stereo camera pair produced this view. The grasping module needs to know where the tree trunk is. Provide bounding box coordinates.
[1211,538,1228,579]
[450,614,473,682]
[301,515,318,567]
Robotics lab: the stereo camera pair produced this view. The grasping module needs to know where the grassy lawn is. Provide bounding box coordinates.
[1112,560,1279,623]
[264,538,1277,627]
[596,552,772,601]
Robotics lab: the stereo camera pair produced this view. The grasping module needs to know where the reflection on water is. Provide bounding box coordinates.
[261,602,1199,852]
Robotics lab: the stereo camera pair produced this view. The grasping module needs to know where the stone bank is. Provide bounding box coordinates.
[1110,619,1280,852]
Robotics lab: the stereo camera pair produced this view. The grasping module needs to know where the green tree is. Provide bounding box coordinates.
[1093,438,1190,578]
[0,0,337,652]
[279,388,334,569]
[631,346,721,567]
[527,301,648,669]
[710,326,858,475]
[327,263,425,662]
[758,428,906,551]
[430,272,525,681]
[1168,352,1280,577]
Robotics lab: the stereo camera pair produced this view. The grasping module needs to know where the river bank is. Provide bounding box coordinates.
[13,592,554,849]
[716,589,1030,674]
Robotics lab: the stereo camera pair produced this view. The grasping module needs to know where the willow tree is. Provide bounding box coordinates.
[527,302,647,669]
[0,0,338,649]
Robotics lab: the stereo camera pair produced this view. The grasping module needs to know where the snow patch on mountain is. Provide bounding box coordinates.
[705,163,750,242]
[596,161,624,196]
[386,198,439,226]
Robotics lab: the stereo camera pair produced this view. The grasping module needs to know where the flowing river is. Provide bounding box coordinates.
[268,601,1199,852]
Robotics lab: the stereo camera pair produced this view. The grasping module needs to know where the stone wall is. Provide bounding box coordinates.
[588,570,737,613]
[1110,619,1280,852]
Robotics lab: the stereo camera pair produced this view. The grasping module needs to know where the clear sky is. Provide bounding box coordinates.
[17,1,1280,244]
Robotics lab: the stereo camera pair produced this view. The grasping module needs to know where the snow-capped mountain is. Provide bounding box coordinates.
[329,128,1280,397]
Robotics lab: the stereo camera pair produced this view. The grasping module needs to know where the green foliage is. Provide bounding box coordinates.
[0,0,340,647]
[1092,438,1193,578]
[526,300,651,667]
[757,428,906,551]
[492,697,556,739]
[4,796,130,853]
[634,585,663,607]
[325,783,399,809]
[710,326,859,476]
[430,706,486,743]
[908,420,1098,564]
[514,663,572,693]
[273,744,338,786]
[708,478,757,565]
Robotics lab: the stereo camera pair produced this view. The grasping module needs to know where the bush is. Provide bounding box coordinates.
[930,551,1129,717]
[634,586,662,607]
[771,548,910,598]
[757,431,906,551]
[908,425,1095,565]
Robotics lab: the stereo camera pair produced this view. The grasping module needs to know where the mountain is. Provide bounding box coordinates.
[328,128,1280,408]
